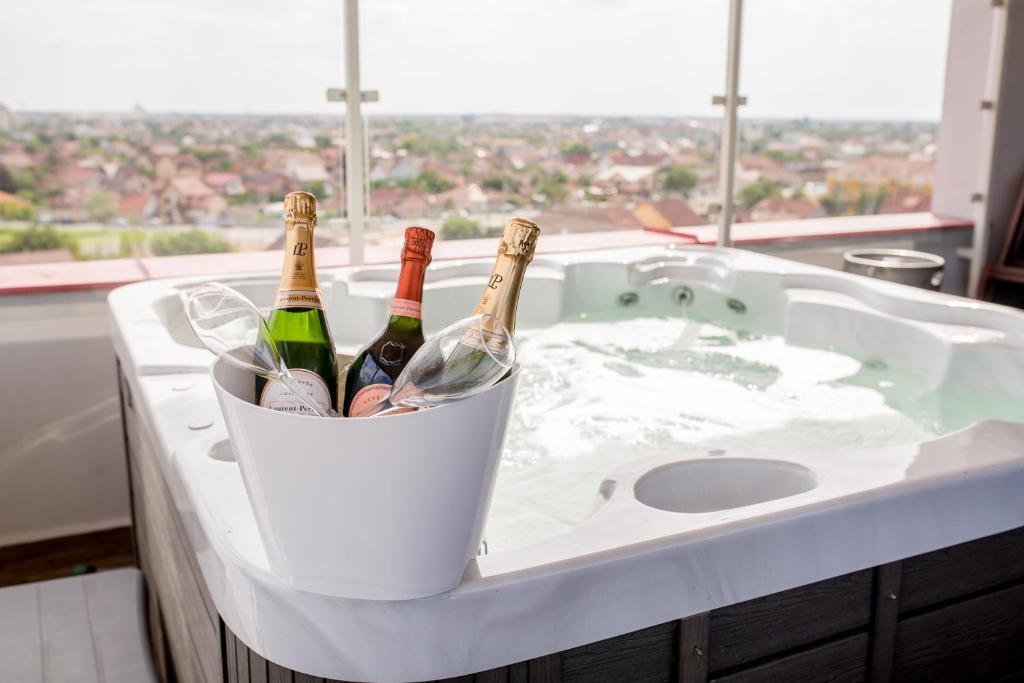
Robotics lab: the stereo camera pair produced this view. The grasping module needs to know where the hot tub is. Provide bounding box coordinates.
[108,244,1024,682]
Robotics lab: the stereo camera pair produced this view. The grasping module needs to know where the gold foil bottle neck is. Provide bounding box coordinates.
[284,191,318,229]
[499,217,540,261]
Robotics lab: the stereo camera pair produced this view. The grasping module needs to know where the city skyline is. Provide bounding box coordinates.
[1,0,951,121]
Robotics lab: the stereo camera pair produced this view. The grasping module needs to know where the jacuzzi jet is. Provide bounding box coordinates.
[618,291,640,307]
[727,298,747,314]
[672,286,695,306]
[863,357,889,371]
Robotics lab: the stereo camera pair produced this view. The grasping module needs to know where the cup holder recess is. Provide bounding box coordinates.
[634,458,817,513]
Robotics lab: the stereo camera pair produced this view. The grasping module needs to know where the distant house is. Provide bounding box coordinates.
[561,153,591,166]
[157,176,227,223]
[846,155,935,189]
[204,172,246,197]
[154,154,201,180]
[369,188,431,218]
[151,141,180,157]
[738,155,801,186]
[243,172,293,200]
[434,183,489,212]
[609,152,668,167]
[174,154,203,178]
[632,198,705,229]
[118,193,156,221]
[47,166,105,220]
[593,165,657,195]
[276,151,329,184]
[878,187,932,214]
[388,160,421,183]
[749,196,824,222]
[369,159,395,184]
[110,167,153,197]
[489,137,530,156]
[320,147,341,176]
[0,148,36,171]
[369,187,402,215]
[534,205,644,234]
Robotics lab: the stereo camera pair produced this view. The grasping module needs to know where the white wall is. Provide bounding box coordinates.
[932,0,995,221]
[0,290,130,546]
[984,0,1024,265]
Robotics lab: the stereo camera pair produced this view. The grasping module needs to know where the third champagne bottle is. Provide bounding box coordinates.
[343,227,435,416]
[471,217,540,334]
[445,217,540,370]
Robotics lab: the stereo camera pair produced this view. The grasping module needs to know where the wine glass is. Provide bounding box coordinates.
[185,282,334,418]
[355,313,516,417]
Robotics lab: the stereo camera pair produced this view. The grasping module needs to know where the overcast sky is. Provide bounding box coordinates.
[0,0,951,120]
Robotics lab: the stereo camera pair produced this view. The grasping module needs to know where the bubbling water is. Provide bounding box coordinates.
[484,314,943,553]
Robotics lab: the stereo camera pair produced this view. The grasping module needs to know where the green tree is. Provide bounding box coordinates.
[440,214,483,241]
[481,174,516,192]
[558,140,590,157]
[660,165,697,193]
[413,170,455,194]
[737,178,781,209]
[0,226,78,255]
[118,230,147,258]
[150,230,232,256]
[303,181,327,199]
[535,171,569,204]
[819,191,843,216]
[0,201,36,221]
[856,187,887,215]
[84,189,118,223]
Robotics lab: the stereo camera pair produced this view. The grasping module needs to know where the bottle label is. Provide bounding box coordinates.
[259,369,332,415]
[273,289,324,310]
[274,224,320,309]
[389,298,422,319]
[349,383,392,417]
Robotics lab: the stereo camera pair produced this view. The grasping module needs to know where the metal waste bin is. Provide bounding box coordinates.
[843,248,945,290]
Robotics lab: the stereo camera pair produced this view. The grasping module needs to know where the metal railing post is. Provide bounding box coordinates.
[344,0,366,266]
[717,0,744,248]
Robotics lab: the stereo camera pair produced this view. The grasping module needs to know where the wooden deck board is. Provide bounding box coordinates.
[0,527,134,589]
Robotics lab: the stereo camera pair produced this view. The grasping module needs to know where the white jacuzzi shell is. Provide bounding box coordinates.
[108,245,1024,682]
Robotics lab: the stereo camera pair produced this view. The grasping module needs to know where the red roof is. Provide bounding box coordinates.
[118,193,152,214]
[644,198,704,227]
[203,172,241,187]
[752,196,820,219]
[611,152,667,167]
[169,176,215,199]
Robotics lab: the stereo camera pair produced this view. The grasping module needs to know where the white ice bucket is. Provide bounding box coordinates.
[211,358,520,600]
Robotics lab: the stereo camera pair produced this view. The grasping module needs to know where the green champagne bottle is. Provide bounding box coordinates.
[343,227,435,416]
[256,191,339,414]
